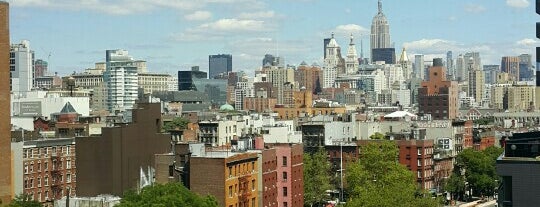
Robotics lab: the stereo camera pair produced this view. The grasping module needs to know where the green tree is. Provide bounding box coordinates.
[115,182,218,207]
[346,141,438,207]
[304,147,332,207]
[369,132,385,140]
[5,194,42,207]
[445,172,466,201]
[162,117,190,132]
[454,147,503,198]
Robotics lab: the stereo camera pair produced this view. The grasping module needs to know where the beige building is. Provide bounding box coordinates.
[507,85,535,112]
[491,84,511,110]
[138,73,171,94]
[468,69,484,105]
[262,66,295,105]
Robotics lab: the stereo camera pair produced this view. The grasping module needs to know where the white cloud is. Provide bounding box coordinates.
[171,18,273,42]
[333,24,369,36]
[516,38,538,46]
[184,11,212,21]
[464,3,486,13]
[7,0,263,15]
[506,0,530,8]
[238,11,275,19]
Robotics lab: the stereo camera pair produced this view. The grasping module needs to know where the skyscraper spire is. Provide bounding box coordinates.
[360,37,364,59]
[378,0,382,14]
[349,33,354,45]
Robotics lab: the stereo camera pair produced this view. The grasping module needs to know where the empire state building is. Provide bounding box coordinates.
[370,0,391,62]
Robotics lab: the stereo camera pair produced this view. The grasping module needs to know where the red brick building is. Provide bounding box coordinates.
[418,62,458,120]
[0,2,12,203]
[262,148,277,207]
[20,138,76,206]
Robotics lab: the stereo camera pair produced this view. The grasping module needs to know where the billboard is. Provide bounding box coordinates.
[19,102,42,116]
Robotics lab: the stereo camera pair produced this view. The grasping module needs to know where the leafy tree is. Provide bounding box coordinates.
[162,117,190,132]
[473,117,494,125]
[445,172,466,201]
[115,182,218,207]
[304,147,332,207]
[346,141,438,207]
[369,132,385,140]
[5,194,42,207]
[453,147,503,198]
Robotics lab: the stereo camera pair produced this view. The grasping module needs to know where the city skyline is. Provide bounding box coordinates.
[7,0,538,75]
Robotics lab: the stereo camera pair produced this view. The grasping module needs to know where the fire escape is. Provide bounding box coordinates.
[50,152,63,200]
[238,174,251,206]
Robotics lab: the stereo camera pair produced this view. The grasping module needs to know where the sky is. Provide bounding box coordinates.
[6,0,539,76]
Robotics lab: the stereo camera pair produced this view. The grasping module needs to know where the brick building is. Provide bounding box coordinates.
[418,61,458,120]
[190,152,260,207]
[15,138,76,206]
[0,1,12,203]
[262,148,278,207]
[76,103,171,196]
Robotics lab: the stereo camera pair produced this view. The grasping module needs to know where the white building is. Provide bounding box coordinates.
[323,33,343,88]
[11,91,90,117]
[370,0,391,61]
[10,40,34,93]
[234,76,255,110]
[168,75,178,91]
[384,64,405,88]
[138,73,171,94]
[104,49,139,112]
[398,48,412,80]
[345,34,359,74]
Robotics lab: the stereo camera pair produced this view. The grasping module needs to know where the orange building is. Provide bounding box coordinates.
[0,1,12,203]
[190,152,259,207]
[273,89,346,119]
[418,61,458,120]
[243,97,277,113]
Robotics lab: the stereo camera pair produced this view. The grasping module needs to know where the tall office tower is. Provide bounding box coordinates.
[455,54,466,81]
[414,54,424,80]
[262,54,283,67]
[323,38,331,59]
[418,59,458,120]
[372,48,396,64]
[464,52,482,71]
[345,34,359,74]
[446,51,454,80]
[0,2,11,203]
[468,57,485,105]
[519,54,533,80]
[10,40,34,93]
[209,54,232,79]
[370,0,391,62]
[483,65,500,84]
[501,56,520,81]
[323,33,344,88]
[104,49,139,113]
[398,47,412,80]
[34,59,47,77]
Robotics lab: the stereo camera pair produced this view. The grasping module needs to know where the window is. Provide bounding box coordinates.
[283,172,287,181]
[66,146,70,155]
[24,180,28,189]
[24,164,28,174]
[229,186,233,197]
[282,156,287,167]
[229,166,232,177]
[67,160,72,169]
[30,164,33,173]
[252,180,255,191]
[251,162,255,171]
[44,176,48,186]
[30,179,34,188]
[37,178,41,187]
[283,202,288,207]
[283,187,288,197]
[67,174,71,183]
[252,198,255,207]
[37,162,41,172]
[44,162,48,171]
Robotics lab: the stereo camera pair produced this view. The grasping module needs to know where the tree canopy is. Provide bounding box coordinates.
[304,147,332,206]
[115,182,218,207]
[4,194,42,207]
[162,117,190,132]
[346,141,438,207]
[369,132,385,140]
[447,147,503,199]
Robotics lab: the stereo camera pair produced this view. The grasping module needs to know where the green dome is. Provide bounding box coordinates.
[220,104,234,111]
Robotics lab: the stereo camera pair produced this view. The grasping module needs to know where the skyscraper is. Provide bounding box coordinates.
[446,51,453,80]
[0,2,11,203]
[323,38,331,59]
[345,34,359,74]
[370,0,391,62]
[468,57,485,106]
[323,33,344,88]
[104,49,139,112]
[501,56,520,81]
[398,47,412,80]
[209,54,232,79]
[518,54,532,81]
[262,54,283,67]
[414,54,424,80]
[10,40,34,93]
[455,54,466,81]
[418,59,458,120]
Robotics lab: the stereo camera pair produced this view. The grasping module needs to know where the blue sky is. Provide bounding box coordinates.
[7,0,538,76]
